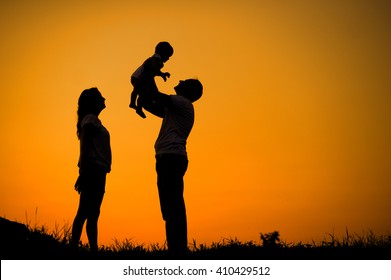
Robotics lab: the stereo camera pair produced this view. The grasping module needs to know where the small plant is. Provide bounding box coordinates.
[260,231,281,248]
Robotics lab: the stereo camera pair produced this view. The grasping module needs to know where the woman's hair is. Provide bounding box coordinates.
[76,87,102,139]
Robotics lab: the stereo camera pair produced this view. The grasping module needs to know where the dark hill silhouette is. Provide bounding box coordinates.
[0,217,29,241]
[0,217,62,259]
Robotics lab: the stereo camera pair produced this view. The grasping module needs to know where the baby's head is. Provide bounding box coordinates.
[155,41,174,62]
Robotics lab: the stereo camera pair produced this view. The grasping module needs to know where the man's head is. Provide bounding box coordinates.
[174,79,203,102]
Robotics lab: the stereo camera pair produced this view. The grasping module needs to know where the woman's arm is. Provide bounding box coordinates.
[78,122,96,171]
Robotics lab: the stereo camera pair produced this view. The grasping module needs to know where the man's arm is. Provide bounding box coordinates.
[143,90,172,118]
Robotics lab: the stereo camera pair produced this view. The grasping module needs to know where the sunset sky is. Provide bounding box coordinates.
[1,0,390,247]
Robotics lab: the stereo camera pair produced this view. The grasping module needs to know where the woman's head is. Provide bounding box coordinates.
[78,87,105,114]
[77,87,105,138]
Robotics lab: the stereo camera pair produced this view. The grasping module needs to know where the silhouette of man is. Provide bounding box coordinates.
[144,79,203,257]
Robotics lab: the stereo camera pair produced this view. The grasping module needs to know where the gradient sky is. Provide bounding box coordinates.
[1,0,390,247]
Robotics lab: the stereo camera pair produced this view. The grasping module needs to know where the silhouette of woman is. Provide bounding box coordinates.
[71,88,111,253]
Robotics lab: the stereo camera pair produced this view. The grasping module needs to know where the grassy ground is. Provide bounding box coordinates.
[1,217,390,260]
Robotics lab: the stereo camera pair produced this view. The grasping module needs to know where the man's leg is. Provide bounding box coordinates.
[156,154,188,256]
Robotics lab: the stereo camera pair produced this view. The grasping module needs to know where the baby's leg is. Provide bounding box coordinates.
[129,89,138,108]
[135,107,146,118]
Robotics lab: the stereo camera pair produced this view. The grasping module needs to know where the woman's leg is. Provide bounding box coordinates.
[71,193,88,247]
[85,171,106,252]
[86,191,104,252]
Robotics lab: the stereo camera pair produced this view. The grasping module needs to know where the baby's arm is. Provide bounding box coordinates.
[158,71,170,82]
[150,57,170,81]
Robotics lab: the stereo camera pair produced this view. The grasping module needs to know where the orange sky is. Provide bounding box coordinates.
[1,0,390,247]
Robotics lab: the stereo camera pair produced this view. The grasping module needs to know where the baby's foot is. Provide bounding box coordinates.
[129,103,137,109]
[136,109,146,118]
